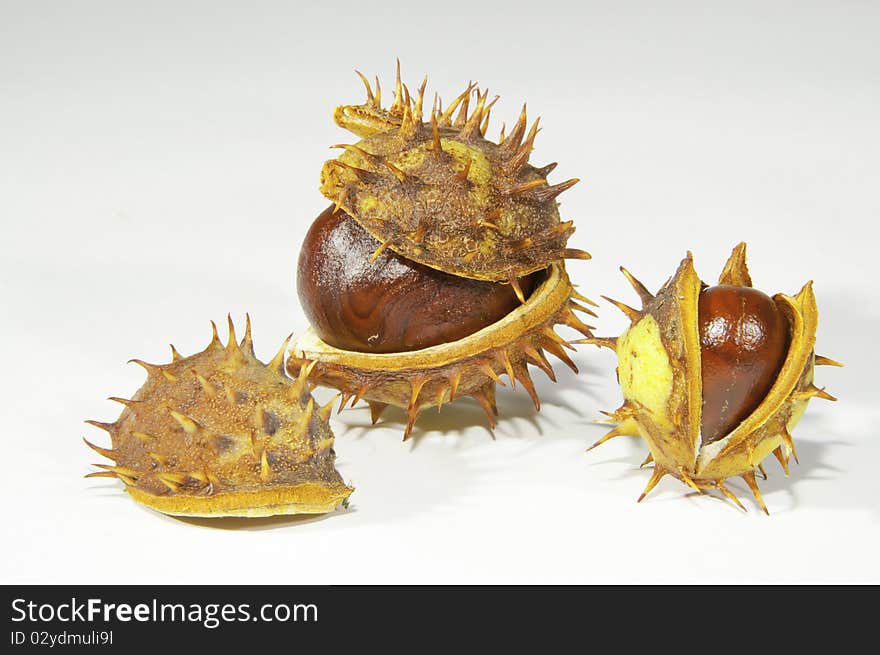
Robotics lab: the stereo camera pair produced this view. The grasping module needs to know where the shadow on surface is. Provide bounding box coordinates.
[585,411,872,517]
[334,353,607,448]
[168,506,355,531]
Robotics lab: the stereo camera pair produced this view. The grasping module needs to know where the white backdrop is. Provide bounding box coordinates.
[2,0,877,583]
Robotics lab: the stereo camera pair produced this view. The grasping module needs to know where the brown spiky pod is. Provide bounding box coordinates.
[578,244,840,513]
[289,264,595,439]
[84,316,353,517]
[322,63,589,283]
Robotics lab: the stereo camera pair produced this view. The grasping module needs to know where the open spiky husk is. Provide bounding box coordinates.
[580,243,840,513]
[320,63,589,284]
[84,317,353,517]
[288,263,595,439]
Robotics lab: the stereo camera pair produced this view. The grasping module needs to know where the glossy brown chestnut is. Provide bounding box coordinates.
[297,206,536,354]
[698,285,790,445]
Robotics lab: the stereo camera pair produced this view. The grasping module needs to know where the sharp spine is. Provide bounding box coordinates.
[637,467,667,502]
[563,248,592,260]
[85,420,115,433]
[460,88,489,138]
[479,361,506,386]
[494,349,516,387]
[430,110,443,157]
[507,117,541,170]
[714,480,747,512]
[157,472,188,491]
[169,410,200,435]
[520,341,555,381]
[574,336,617,350]
[368,401,388,425]
[404,378,427,440]
[355,69,376,107]
[330,160,377,182]
[507,271,526,303]
[535,162,558,176]
[470,385,497,429]
[448,371,462,401]
[513,363,540,410]
[383,161,407,183]
[741,471,769,515]
[569,299,598,318]
[240,313,254,356]
[454,158,472,183]
[369,240,394,263]
[620,267,655,306]
[540,335,578,373]
[389,59,404,115]
[504,179,546,196]
[439,82,476,126]
[83,438,116,460]
[500,104,528,154]
[194,372,215,397]
[586,425,627,452]
[208,321,222,349]
[532,178,579,203]
[772,445,790,476]
[331,143,379,164]
[108,396,138,408]
[268,334,293,373]
[602,296,642,323]
[318,395,338,422]
[225,314,239,353]
[452,83,473,128]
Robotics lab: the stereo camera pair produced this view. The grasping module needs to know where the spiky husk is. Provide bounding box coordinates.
[320,64,589,283]
[580,244,839,513]
[287,263,595,439]
[84,317,353,517]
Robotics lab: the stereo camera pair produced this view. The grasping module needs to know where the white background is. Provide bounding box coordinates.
[2,0,877,583]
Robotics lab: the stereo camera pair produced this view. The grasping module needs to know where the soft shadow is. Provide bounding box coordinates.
[165,506,356,532]
[721,437,841,516]
[584,412,868,517]
[334,355,599,447]
[808,290,872,403]
[754,411,879,519]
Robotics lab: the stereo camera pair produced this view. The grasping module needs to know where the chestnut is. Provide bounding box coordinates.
[698,285,790,445]
[582,243,838,513]
[298,206,535,354]
[288,65,594,438]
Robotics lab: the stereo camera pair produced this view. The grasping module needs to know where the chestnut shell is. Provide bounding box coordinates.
[581,243,839,513]
[321,67,589,282]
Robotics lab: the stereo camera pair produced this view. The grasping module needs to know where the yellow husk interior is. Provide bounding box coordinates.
[127,482,352,518]
[590,243,836,512]
[289,262,594,439]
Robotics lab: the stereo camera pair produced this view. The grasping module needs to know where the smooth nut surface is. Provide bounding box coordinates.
[698,285,790,444]
[297,206,534,353]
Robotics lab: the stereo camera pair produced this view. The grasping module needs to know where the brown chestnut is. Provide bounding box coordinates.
[698,285,790,445]
[297,206,535,354]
